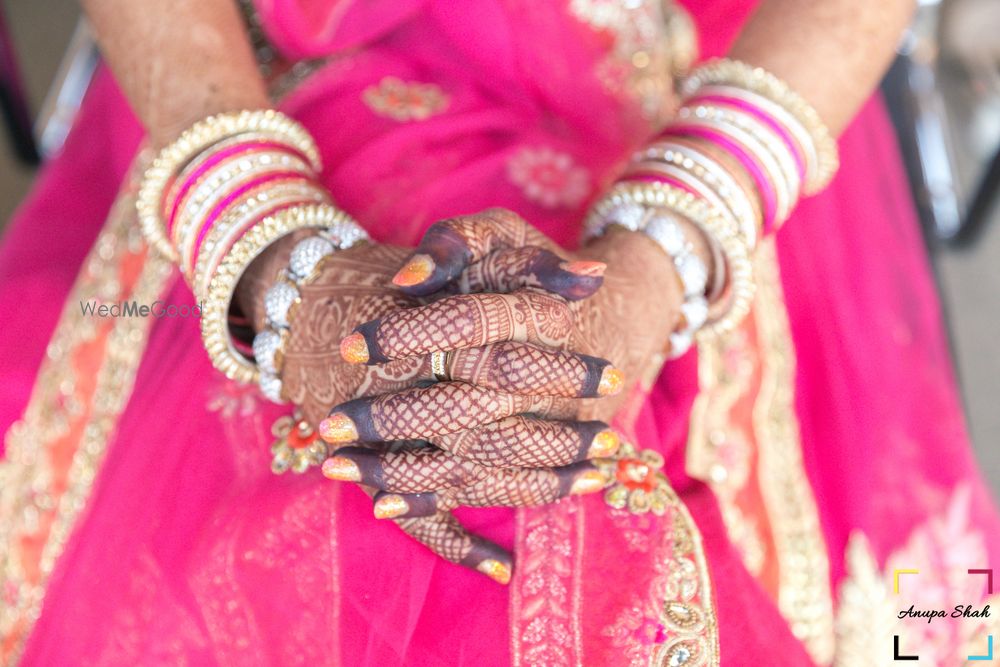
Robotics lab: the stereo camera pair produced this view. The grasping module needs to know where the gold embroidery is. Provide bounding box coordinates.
[832,534,900,667]
[0,162,175,664]
[686,240,835,664]
[362,76,450,122]
[601,442,671,515]
[753,241,835,664]
[567,0,696,124]
[653,488,720,667]
[509,501,583,667]
[833,486,993,666]
[686,325,764,577]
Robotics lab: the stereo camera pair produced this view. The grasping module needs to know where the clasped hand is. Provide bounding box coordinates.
[275,208,682,582]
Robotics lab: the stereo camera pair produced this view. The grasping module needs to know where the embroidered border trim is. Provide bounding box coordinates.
[0,162,175,664]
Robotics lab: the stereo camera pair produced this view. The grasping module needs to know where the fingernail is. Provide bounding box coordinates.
[570,469,609,495]
[392,254,436,287]
[339,332,370,364]
[588,429,620,458]
[560,260,606,277]
[318,413,358,443]
[597,367,624,396]
[373,494,410,519]
[476,558,512,585]
[321,455,362,481]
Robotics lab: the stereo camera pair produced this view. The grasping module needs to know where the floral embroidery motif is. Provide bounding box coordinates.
[269,412,326,474]
[833,485,991,667]
[510,502,581,667]
[601,442,671,515]
[602,489,721,667]
[568,0,696,124]
[506,146,590,209]
[206,378,264,420]
[362,76,450,122]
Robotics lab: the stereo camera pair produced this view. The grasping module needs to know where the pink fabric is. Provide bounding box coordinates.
[2,0,997,665]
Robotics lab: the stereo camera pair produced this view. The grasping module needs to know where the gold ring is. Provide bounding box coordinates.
[430,350,449,382]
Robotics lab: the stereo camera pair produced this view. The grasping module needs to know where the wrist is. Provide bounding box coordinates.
[234,229,315,333]
[584,226,686,306]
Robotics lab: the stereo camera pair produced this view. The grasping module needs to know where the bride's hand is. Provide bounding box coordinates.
[271,219,619,582]
[333,208,686,425]
[318,209,686,581]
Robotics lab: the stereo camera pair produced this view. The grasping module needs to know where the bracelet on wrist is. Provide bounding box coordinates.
[200,203,367,385]
[253,226,367,402]
[585,58,834,345]
[679,57,839,195]
[137,109,368,386]
[586,181,754,344]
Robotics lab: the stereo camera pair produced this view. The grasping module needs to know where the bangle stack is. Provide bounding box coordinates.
[585,58,837,348]
[137,109,368,384]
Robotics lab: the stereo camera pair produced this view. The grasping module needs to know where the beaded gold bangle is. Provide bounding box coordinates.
[137,109,322,261]
[191,180,330,295]
[679,58,838,194]
[171,150,316,272]
[637,138,762,246]
[587,181,754,338]
[200,203,365,384]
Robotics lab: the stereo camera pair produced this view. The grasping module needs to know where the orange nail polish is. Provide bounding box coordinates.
[560,260,606,277]
[318,413,359,443]
[597,367,624,396]
[588,429,620,458]
[476,559,512,585]
[340,333,370,364]
[392,254,436,287]
[373,494,410,519]
[321,456,362,481]
[570,469,608,495]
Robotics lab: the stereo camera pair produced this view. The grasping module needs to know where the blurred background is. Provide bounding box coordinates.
[2,0,999,487]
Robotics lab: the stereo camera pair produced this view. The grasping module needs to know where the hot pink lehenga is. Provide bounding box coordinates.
[2,1,998,665]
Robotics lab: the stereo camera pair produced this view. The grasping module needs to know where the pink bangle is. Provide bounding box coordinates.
[194,171,310,252]
[692,94,806,182]
[620,170,700,197]
[188,179,324,284]
[165,140,311,233]
[669,124,779,234]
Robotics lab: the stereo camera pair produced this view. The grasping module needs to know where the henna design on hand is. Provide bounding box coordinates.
[318,382,575,444]
[328,446,608,511]
[344,289,575,365]
[277,231,615,582]
[391,208,603,300]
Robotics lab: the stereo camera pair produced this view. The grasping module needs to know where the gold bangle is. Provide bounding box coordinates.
[137,109,322,262]
[587,181,755,337]
[680,58,838,194]
[200,203,359,384]
[171,151,316,273]
[191,179,329,296]
[638,138,762,248]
